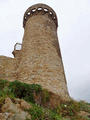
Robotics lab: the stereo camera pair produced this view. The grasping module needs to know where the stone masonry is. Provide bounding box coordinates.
[0,4,70,101]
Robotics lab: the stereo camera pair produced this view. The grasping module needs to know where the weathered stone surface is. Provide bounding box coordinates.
[0,56,17,81]
[1,98,31,120]
[78,111,90,118]
[15,98,32,110]
[0,4,70,101]
[0,113,7,120]
[1,98,21,113]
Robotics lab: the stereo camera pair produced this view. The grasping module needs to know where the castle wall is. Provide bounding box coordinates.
[0,56,17,81]
[0,4,70,101]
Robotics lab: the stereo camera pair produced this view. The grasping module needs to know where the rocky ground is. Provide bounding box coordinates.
[0,80,90,120]
[0,97,31,120]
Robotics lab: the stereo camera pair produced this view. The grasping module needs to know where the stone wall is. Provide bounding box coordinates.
[0,56,16,81]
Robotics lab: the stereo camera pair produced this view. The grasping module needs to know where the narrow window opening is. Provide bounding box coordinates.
[37,7,42,11]
[50,11,53,15]
[14,43,22,51]
[32,8,36,12]
[44,8,48,12]
[24,16,27,20]
[27,12,30,15]
[53,16,56,20]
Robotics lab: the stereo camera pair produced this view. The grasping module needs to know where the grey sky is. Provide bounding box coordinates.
[0,0,90,102]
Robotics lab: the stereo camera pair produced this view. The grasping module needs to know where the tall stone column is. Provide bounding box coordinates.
[17,4,69,100]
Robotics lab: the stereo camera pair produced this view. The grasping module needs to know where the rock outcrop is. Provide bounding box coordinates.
[0,98,31,120]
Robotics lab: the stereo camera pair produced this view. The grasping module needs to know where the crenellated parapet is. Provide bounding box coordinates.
[23,4,58,28]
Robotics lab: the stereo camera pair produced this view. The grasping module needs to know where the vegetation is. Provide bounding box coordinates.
[9,80,42,103]
[0,79,90,120]
[28,104,61,120]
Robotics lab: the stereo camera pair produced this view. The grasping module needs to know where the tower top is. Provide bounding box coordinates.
[23,3,58,28]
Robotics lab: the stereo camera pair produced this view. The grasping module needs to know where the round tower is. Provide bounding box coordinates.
[17,4,69,100]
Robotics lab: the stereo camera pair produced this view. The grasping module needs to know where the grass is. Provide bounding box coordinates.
[0,79,90,120]
[27,103,62,120]
[78,101,90,113]
[8,80,42,103]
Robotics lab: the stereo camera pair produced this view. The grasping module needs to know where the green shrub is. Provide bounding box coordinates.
[28,104,62,120]
[0,80,51,104]
[54,100,80,117]
[78,101,90,113]
[0,80,15,99]
[49,111,62,120]
[29,104,44,120]
[8,80,42,103]
[0,79,9,90]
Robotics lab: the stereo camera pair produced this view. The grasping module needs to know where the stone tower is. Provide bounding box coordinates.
[0,4,69,101]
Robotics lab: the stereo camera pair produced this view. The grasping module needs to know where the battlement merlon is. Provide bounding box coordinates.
[23,3,58,28]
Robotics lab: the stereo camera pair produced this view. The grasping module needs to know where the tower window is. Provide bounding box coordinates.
[37,7,43,11]
[14,43,22,51]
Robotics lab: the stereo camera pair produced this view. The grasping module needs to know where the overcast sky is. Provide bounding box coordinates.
[0,0,90,102]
